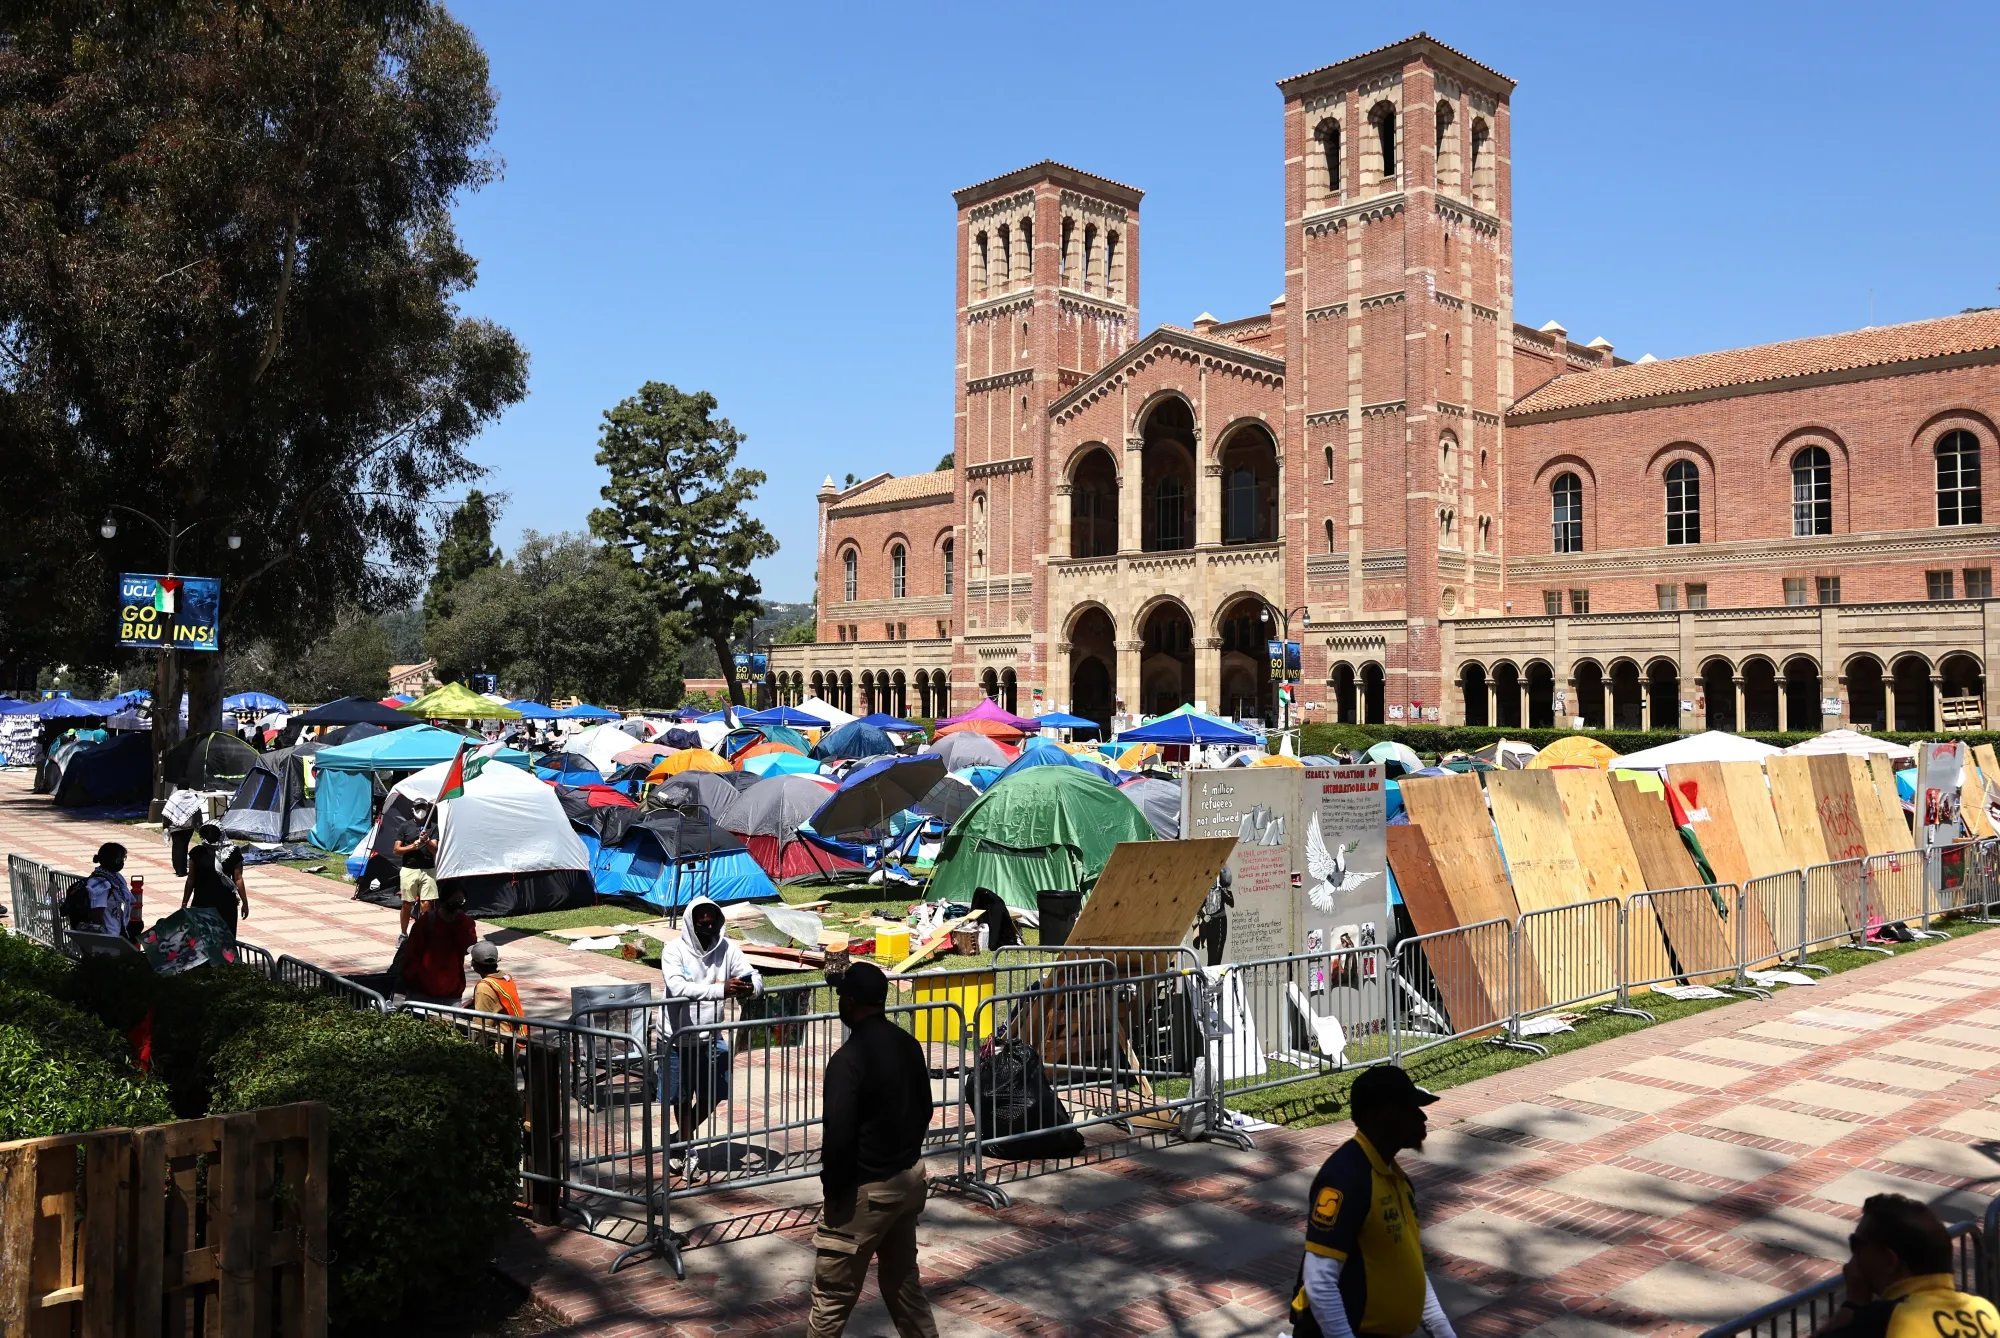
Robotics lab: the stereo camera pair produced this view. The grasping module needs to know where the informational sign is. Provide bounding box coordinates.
[1181,768,1302,966]
[1919,741,1965,847]
[1296,764,1388,956]
[1821,697,1843,716]
[117,574,220,653]
[749,653,769,677]
[733,653,749,670]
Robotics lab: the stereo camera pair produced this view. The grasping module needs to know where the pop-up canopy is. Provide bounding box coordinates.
[399,682,523,720]
[1116,704,1256,747]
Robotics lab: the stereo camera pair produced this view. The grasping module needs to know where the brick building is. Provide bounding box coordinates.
[768,33,1996,734]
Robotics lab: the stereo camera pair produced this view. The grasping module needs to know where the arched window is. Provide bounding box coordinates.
[1316,119,1341,199]
[1551,472,1582,553]
[995,225,1011,291]
[1469,119,1491,203]
[1791,446,1832,536]
[890,544,906,598]
[1440,433,1458,476]
[1665,460,1701,545]
[1103,230,1120,301]
[842,549,857,601]
[1434,101,1457,191]
[1324,518,1336,553]
[1058,217,1072,284]
[1370,103,1397,178]
[942,538,954,596]
[1937,430,1983,526]
[1082,223,1098,294]
[1225,467,1258,542]
[1435,101,1454,158]
[1017,218,1031,285]
[1155,475,1186,550]
[1324,445,1335,480]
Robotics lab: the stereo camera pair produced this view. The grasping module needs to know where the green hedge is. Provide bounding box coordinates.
[1298,722,2000,760]
[213,1007,521,1330]
[0,939,172,1140]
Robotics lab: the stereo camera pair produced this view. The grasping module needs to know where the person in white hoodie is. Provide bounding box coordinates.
[659,897,763,1172]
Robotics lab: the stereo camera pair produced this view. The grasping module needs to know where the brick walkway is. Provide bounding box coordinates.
[0,768,654,1015]
[496,928,2000,1337]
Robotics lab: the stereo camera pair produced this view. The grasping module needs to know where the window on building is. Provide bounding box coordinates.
[1155,476,1186,550]
[837,624,847,642]
[1937,429,1983,525]
[1568,589,1590,614]
[1225,467,1258,542]
[890,544,906,598]
[1967,567,1994,599]
[884,622,896,640]
[1440,433,1458,476]
[1665,460,1701,545]
[1816,576,1841,605]
[1370,103,1397,178]
[1317,119,1341,199]
[973,231,989,298]
[942,538,954,595]
[896,622,907,640]
[995,224,1011,291]
[1103,230,1120,301]
[1791,446,1832,536]
[1784,577,1808,606]
[1656,584,1678,611]
[1543,590,1561,615]
[1927,570,1955,600]
[1324,518,1336,553]
[1436,101,1454,159]
[1438,507,1455,544]
[1550,472,1583,553]
[1685,582,1708,610]
[842,549,857,602]
[1469,119,1491,201]
[1058,217,1071,284]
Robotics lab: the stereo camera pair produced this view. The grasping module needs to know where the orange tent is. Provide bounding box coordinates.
[648,748,733,779]
[735,739,806,764]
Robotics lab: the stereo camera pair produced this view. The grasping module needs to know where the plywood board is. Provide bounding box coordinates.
[1398,774,1521,928]
[1068,836,1237,949]
[1612,777,1704,890]
[1766,755,1831,870]
[1489,770,1615,1004]
[1551,769,1670,979]
[1844,755,1903,858]
[1717,761,1797,879]
[1611,777,1760,979]
[1862,755,1914,854]
[1963,752,1996,840]
[1664,762,1753,889]
[1386,825,1503,1034]
[1807,754,1873,863]
[1976,743,2000,792]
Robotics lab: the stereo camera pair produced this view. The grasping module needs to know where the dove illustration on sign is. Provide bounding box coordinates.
[1306,814,1378,912]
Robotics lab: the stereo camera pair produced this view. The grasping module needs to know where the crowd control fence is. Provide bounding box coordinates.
[1698,1212,1990,1338]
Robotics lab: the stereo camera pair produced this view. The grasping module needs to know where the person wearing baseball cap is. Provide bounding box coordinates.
[1288,1065,1456,1338]
[805,961,939,1338]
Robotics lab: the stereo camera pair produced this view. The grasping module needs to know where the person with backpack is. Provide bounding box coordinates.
[181,822,249,940]
[68,842,134,938]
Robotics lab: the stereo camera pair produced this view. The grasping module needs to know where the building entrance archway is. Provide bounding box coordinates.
[1573,661,1605,728]
[1139,601,1195,716]
[1217,595,1275,724]
[1067,606,1117,731]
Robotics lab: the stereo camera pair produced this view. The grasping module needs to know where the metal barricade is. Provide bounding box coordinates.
[992,943,1199,997]
[966,962,1220,1188]
[1623,884,1765,1002]
[231,940,277,976]
[7,853,62,951]
[1696,1216,1987,1337]
[1210,944,1395,1104]
[1742,869,1825,975]
[274,953,388,1011]
[402,1002,669,1274]
[1927,840,1994,922]
[1389,919,1530,1058]
[1801,858,1885,957]
[1516,897,1649,1022]
[1864,848,1942,940]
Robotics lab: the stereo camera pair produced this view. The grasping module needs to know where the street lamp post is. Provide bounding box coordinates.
[1258,602,1310,737]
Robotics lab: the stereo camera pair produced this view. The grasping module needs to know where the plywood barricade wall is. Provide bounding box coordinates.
[1661,762,1780,966]
[1386,825,1503,1034]
[1611,776,1748,981]
[1766,755,1833,872]
[1718,761,1798,879]
[1488,770,1614,1006]
[1857,756,1923,924]
[1964,749,1997,840]
[1550,769,1671,989]
[1399,774,1543,1011]
[1805,754,1871,934]
[1862,756,1914,853]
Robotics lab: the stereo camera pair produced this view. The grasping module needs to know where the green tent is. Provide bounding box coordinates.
[925,766,1155,910]
[399,682,523,720]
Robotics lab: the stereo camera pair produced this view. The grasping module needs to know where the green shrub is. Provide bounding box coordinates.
[0,930,75,996]
[212,1006,522,1331]
[0,981,172,1140]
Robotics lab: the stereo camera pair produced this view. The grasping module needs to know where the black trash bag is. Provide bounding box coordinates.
[968,1036,1084,1160]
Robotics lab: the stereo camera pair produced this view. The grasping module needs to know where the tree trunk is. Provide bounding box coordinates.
[184,650,226,741]
[713,633,741,706]
[149,650,185,820]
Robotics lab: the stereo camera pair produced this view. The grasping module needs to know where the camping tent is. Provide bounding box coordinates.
[1528,736,1621,770]
[744,751,821,778]
[1617,730,1783,772]
[646,770,755,826]
[650,748,733,778]
[581,808,776,909]
[399,682,523,720]
[219,744,321,841]
[52,733,152,807]
[1118,776,1181,839]
[931,731,1013,770]
[163,731,260,791]
[723,773,846,879]
[310,725,528,851]
[925,766,1155,910]
[1786,728,1916,763]
[1468,738,1536,770]
[391,757,593,914]
[996,736,1118,785]
[810,720,895,762]
[1363,740,1423,777]
[286,696,417,730]
[562,723,638,773]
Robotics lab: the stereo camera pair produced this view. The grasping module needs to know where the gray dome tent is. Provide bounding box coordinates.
[219,744,321,842]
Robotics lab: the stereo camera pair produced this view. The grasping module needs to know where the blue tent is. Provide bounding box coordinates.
[506,699,564,720]
[1031,711,1101,733]
[225,691,287,713]
[997,736,1119,785]
[810,720,895,761]
[534,754,607,786]
[576,829,775,908]
[853,713,921,733]
[1116,706,1257,747]
[741,705,831,728]
[310,726,529,851]
[53,733,152,807]
[35,697,107,719]
[557,703,618,720]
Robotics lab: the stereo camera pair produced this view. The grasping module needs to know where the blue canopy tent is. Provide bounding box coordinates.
[853,713,922,733]
[310,725,528,851]
[741,705,831,729]
[557,703,619,721]
[1115,706,1257,747]
[1030,710,1102,735]
[225,691,287,714]
[506,700,564,720]
[810,720,895,762]
[997,736,1119,784]
[35,697,108,720]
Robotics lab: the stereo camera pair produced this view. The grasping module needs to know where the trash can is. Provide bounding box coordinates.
[1036,889,1083,947]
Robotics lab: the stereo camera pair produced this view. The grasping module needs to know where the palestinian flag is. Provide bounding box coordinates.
[153,577,182,614]
[437,742,470,802]
[1664,779,1724,911]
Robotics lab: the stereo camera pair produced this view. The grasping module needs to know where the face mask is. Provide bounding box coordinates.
[693,916,721,950]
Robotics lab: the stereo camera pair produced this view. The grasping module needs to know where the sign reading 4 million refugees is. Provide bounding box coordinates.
[117,573,222,652]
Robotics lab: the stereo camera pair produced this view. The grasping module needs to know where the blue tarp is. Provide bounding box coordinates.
[577,830,775,908]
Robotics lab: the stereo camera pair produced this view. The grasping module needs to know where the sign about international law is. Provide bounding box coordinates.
[117,574,222,653]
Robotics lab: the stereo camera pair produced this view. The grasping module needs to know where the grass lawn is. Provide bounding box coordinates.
[1224,914,1996,1131]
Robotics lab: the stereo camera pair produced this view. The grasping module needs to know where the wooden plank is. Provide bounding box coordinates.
[1611,777,1703,890]
[1489,770,1613,1004]
[131,1128,166,1338]
[1862,756,1913,853]
[219,1111,259,1337]
[1551,768,1670,981]
[1386,825,1458,938]
[0,1138,37,1337]
[1841,755,1900,858]
[1808,754,1872,863]
[1766,755,1832,870]
[301,1104,330,1338]
[1386,827,1502,1035]
[1717,761,1797,878]
[1610,777,1743,983]
[1963,751,1996,840]
[1066,836,1236,948]
[1664,763,1753,888]
[1398,774,1521,927]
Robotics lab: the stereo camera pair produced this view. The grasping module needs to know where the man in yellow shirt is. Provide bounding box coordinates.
[1816,1193,1999,1337]
[1290,1065,1456,1338]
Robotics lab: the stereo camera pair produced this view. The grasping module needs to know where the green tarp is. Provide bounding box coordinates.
[924,766,1154,910]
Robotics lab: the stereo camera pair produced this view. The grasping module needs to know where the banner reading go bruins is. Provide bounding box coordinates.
[117,573,222,652]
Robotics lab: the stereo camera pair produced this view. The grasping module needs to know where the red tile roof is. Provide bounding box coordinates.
[1509,310,2000,418]
[835,469,956,508]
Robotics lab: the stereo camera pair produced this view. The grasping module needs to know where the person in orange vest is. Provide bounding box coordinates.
[466,940,525,1032]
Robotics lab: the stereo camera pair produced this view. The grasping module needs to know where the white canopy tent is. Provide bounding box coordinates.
[1786,728,1916,763]
[795,695,857,730]
[390,757,589,880]
[1613,730,1784,773]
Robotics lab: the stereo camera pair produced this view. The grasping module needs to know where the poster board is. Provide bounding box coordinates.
[1765,755,1832,871]
[1663,762,1753,888]
[1296,764,1388,961]
[1386,825,1503,1035]
[1717,761,1797,879]
[1180,769,1302,964]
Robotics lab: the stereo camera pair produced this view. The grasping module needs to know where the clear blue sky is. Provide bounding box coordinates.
[448,1,1999,602]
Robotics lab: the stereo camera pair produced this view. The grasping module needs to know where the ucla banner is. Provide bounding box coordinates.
[117,574,221,652]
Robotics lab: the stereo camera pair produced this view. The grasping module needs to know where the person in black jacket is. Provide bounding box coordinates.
[806,961,938,1338]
